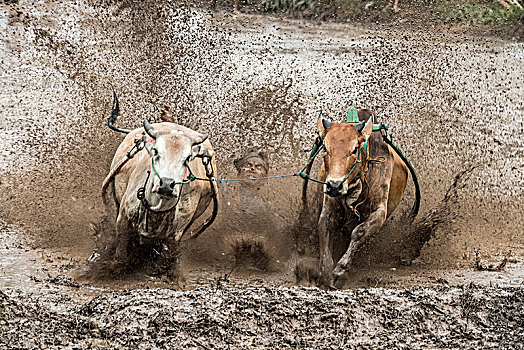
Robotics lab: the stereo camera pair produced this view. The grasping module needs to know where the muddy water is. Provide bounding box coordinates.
[0,222,42,289]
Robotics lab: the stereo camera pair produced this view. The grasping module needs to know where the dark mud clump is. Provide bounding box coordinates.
[1,284,523,348]
[230,234,272,271]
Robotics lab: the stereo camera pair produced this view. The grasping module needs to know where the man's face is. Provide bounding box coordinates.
[238,157,267,178]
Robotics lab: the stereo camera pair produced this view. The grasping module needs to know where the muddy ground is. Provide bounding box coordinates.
[0,0,523,348]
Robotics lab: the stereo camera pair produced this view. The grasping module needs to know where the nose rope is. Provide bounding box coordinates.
[150,158,161,180]
[298,140,366,186]
[143,125,384,189]
[183,167,191,181]
[138,152,214,234]
[150,157,195,185]
[340,146,364,184]
[137,166,185,232]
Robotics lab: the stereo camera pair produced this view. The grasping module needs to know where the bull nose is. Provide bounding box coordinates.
[325,180,343,197]
[158,177,176,197]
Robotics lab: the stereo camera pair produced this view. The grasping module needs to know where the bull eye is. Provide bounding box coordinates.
[152,148,159,157]
[351,146,358,156]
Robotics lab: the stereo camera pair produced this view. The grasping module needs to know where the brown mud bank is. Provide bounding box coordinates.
[2,282,523,348]
[214,0,524,42]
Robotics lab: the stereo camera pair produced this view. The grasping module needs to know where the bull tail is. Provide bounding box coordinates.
[107,84,132,134]
[405,157,421,221]
[101,155,130,211]
[382,133,420,221]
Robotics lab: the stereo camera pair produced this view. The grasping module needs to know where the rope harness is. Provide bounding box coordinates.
[296,119,387,219]
[102,132,218,236]
[298,109,421,220]
[104,109,420,236]
[120,117,414,189]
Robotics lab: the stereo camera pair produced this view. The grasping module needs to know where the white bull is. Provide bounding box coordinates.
[102,92,218,280]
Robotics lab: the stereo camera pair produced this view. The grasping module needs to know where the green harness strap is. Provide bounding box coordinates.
[346,108,375,151]
[346,108,359,123]
[346,108,385,131]
[346,108,412,167]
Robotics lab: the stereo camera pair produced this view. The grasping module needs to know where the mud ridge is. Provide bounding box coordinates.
[1,284,523,348]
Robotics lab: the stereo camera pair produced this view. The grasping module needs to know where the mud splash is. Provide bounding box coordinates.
[1,0,522,267]
[0,221,42,289]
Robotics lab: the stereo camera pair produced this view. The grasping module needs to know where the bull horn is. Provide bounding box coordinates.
[143,120,158,139]
[322,119,332,131]
[361,114,374,140]
[355,121,366,132]
[192,132,208,145]
[355,114,374,133]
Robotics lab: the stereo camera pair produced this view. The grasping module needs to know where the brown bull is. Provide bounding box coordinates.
[101,91,218,279]
[316,111,417,288]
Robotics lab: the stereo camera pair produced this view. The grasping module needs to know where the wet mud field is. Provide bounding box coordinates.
[1,0,523,348]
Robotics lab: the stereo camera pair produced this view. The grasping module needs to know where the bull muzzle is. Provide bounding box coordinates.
[325,180,344,197]
[157,177,177,197]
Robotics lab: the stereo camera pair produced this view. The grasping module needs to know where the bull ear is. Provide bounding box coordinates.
[194,144,215,159]
[361,114,374,141]
[190,132,209,159]
[317,117,331,138]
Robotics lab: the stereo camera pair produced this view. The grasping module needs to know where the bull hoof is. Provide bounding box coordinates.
[318,275,337,290]
[331,269,347,289]
[108,259,128,275]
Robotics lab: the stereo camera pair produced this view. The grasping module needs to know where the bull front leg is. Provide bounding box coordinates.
[318,196,342,288]
[331,202,388,287]
[114,209,132,265]
[154,235,185,286]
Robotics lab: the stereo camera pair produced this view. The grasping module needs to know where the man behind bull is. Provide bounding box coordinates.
[187,146,292,272]
[227,147,284,271]
[234,147,269,187]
